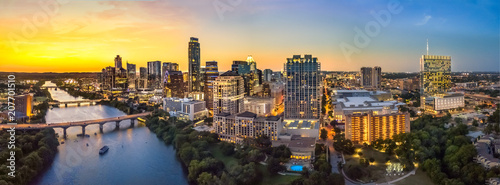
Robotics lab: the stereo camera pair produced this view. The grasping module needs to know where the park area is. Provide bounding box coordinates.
[209,143,300,185]
[343,146,414,184]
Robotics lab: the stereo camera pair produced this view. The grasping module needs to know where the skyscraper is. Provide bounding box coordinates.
[263,69,273,82]
[420,55,451,96]
[188,37,201,92]
[204,61,219,112]
[420,55,453,109]
[213,71,245,115]
[231,56,260,96]
[139,67,147,89]
[165,71,184,98]
[284,55,321,119]
[147,61,161,89]
[162,62,184,98]
[101,66,115,90]
[115,55,122,69]
[127,63,136,90]
[360,66,381,89]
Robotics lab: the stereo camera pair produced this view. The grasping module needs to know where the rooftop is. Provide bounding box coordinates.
[220,71,239,76]
[288,135,316,149]
[215,112,231,117]
[237,111,257,118]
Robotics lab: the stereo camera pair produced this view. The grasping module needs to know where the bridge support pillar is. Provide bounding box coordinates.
[116,121,120,129]
[129,118,135,128]
[63,128,67,138]
[81,125,86,136]
[99,124,104,133]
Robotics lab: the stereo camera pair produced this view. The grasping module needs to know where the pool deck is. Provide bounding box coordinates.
[285,159,313,172]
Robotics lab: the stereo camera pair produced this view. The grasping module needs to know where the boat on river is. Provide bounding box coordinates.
[99,146,109,155]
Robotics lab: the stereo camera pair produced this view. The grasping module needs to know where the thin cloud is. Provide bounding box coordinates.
[416,15,432,26]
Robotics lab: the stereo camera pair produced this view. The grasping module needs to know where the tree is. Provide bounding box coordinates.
[320,128,328,140]
[220,142,235,156]
[267,157,285,174]
[327,173,345,185]
[330,120,338,127]
[197,172,218,185]
[255,135,272,148]
[485,124,494,135]
[369,157,375,163]
[472,119,479,127]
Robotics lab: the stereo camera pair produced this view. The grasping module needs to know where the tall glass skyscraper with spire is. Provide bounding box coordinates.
[188,37,201,92]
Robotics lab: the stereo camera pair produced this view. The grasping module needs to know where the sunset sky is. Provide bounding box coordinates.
[0,0,498,72]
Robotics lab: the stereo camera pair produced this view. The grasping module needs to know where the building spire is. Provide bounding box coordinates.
[426,39,429,55]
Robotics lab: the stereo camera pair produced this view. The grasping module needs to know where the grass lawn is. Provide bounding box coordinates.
[208,143,239,168]
[394,168,435,185]
[343,147,402,183]
[257,165,300,185]
[359,147,398,163]
[209,143,300,185]
[34,96,48,102]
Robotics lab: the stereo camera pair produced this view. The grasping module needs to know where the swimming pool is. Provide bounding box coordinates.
[290,165,304,171]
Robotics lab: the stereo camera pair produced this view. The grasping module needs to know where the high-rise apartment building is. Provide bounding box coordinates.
[14,94,33,120]
[231,56,260,96]
[213,71,245,115]
[360,66,382,89]
[345,112,410,144]
[101,66,116,90]
[127,63,136,90]
[147,61,162,89]
[115,55,122,69]
[139,67,148,89]
[284,55,321,119]
[165,71,185,98]
[162,62,181,96]
[188,37,201,92]
[204,61,219,112]
[263,69,273,82]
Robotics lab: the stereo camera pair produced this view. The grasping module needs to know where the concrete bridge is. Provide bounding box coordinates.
[0,112,151,138]
[49,99,103,107]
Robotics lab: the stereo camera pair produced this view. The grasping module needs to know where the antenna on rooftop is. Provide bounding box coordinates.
[426,39,429,55]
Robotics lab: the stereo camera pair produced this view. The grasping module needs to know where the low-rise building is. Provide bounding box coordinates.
[333,94,404,123]
[244,96,274,116]
[455,82,478,89]
[423,93,465,112]
[281,119,320,139]
[273,135,316,160]
[163,97,208,121]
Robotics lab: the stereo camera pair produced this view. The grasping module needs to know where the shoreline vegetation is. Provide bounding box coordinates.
[145,109,344,185]
[0,129,59,185]
[54,80,103,100]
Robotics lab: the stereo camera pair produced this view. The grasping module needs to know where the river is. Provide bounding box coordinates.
[32,82,188,185]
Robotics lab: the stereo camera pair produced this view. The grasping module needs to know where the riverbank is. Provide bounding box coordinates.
[54,80,103,100]
[0,129,59,185]
[144,109,333,185]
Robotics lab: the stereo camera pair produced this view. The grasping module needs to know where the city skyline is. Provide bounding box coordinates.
[0,0,498,73]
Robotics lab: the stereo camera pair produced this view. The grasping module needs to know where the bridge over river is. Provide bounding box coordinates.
[0,112,151,138]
